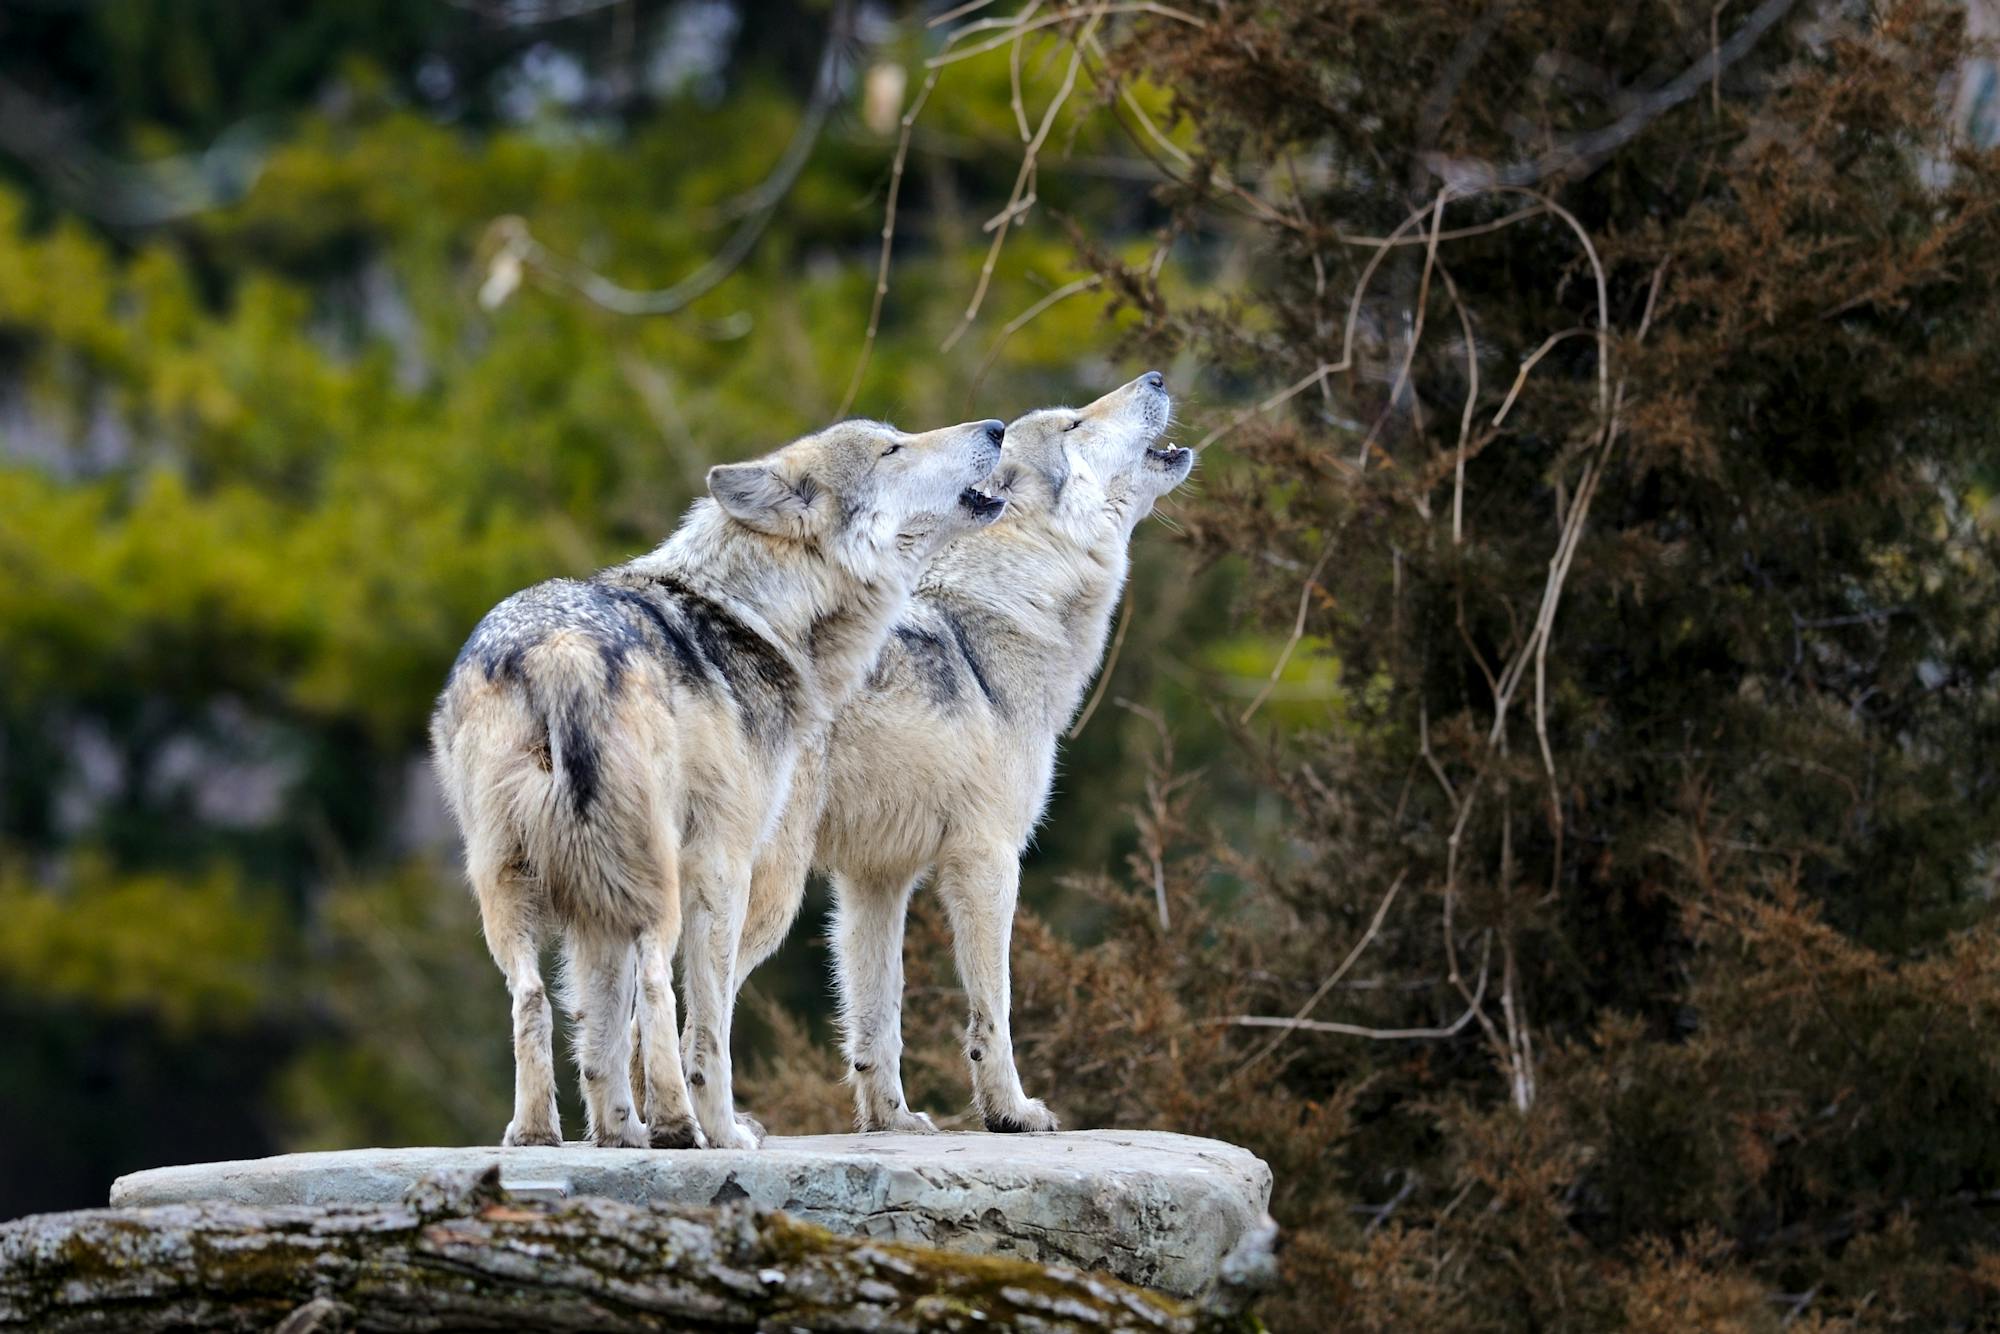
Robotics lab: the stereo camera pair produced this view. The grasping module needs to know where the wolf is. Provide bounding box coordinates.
[736,372,1193,1133]
[430,415,1006,1151]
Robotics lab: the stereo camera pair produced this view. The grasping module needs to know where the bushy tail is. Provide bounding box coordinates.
[442,631,678,934]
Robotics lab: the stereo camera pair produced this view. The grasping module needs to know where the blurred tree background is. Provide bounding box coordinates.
[7,0,2000,1329]
[0,0,1229,1213]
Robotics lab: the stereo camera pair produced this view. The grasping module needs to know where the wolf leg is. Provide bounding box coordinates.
[679,847,760,1150]
[565,927,647,1148]
[472,861,562,1147]
[636,915,703,1149]
[935,843,1059,1133]
[832,869,936,1133]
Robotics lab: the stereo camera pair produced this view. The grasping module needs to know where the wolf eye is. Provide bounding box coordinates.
[881,443,903,457]
[1062,419,1082,432]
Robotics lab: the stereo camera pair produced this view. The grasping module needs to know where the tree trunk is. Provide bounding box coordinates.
[0,1166,1270,1332]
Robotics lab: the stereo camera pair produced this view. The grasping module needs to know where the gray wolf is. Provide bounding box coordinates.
[738,373,1193,1133]
[430,416,1006,1150]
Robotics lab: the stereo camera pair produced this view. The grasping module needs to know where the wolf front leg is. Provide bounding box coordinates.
[678,847,761,1150]
[935,842,1059,1133]
[831,869,937,1133]
[473,864,562,1147]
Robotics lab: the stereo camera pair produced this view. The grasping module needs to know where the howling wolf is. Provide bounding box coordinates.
[431,416,1005,1150]
[739,373,1193,1133]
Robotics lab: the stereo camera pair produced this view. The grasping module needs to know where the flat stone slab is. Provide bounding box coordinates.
[109,1129,1271,1298]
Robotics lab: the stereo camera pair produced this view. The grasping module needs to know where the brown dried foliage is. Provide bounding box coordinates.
[753,2,2000,1328]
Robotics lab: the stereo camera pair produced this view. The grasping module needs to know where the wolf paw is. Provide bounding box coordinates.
[501,1122,563,1148]
[982,1097,1060,1134]
[734,1112,768,1146]
[593,1116,650,1149]
[648,1116,705,1150]
[862,1107,940,1134]
[703,1116,762,1151]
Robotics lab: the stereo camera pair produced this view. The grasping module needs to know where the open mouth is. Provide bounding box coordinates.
[1145,444,1193,470]
[958,487,1007,523]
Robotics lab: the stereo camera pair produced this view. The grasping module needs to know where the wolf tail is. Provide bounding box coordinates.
[442,630,679,935]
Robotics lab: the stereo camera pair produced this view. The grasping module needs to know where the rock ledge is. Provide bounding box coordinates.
[110,1129,1271,1297]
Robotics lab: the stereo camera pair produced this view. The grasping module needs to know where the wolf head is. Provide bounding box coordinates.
[987,372,1192,543]
[706,417,1006,577]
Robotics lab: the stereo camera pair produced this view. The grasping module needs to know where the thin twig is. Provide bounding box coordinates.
[928,0,1000,28]
[484,0,850,319]
[1240,537,1337,725]
[1427,0,1799,187]
[1356,189,1450,469]
[941,5,1105,352]
[1490,327,1592,428]
[928,2,1204,67]
[1229,872,1409,1080]
[836,66,940,417]
[1068,581,1133,739]
[1215,931,1491,1041]
[1338,204,1547,248]
[1009,1,1042,142]
[969,274,1104,407]
[1436,261,1479,545]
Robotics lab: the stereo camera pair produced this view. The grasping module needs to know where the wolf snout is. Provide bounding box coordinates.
[1141,370,1165,389]
[979,419,1005,447]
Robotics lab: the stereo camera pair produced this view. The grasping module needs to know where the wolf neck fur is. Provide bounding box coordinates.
[626,500,909,725]
[919,521,1133,732]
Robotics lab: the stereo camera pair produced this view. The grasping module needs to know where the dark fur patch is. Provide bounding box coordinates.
[939,610,1004,715]
[641,574,801,743]
[651,1118,700,1150]
[984,1113,1027,1133]
[892,625,962,704]
[559,711,600,819]
[597,583,713,685]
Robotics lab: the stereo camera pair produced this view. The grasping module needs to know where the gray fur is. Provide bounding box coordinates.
[738,374,1194,1135]
[432,414,1006,1152]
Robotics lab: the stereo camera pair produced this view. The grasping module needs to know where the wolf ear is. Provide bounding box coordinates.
[708,463,817,536]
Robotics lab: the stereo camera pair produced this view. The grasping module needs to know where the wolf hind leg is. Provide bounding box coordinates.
[471,853,563,1148]
[636,918,703,1149]
[935,842,1059,1133]
[832,868,936,1134]
[564,926,647,1148]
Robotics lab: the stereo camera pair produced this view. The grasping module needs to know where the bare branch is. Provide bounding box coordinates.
[837,67,941,416]
[970,274,1105,406]
[1356,190,1451,469]
[1239,537,1337,726]
[941,5,1106,352]
[1068,584,1134,739]
[1214,930,1492,1041]
[1427,0,1800,188]
[482,0,850,320]
[928,3,1205,68]
[1228,872,1409,1080]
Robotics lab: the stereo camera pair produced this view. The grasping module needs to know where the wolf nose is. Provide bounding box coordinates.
[1141,370,1165,389]
[980,419,1005,447]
